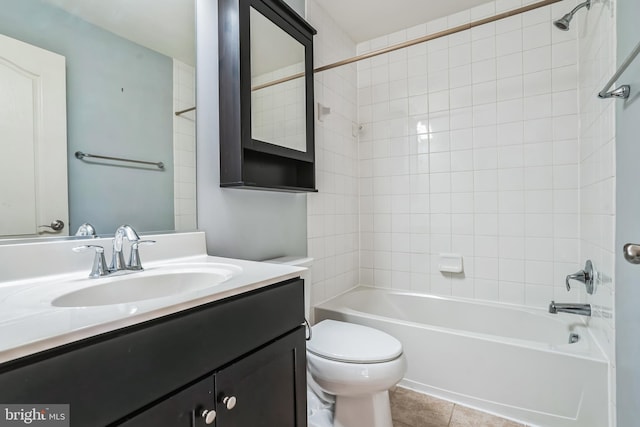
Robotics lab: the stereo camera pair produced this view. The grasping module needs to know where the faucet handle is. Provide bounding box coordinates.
[565,260,595,294]
[565,271,585,291]
[73,245,109,278]
[128,240,156,271]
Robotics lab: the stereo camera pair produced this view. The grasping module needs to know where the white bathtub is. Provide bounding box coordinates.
[314,286,609,427]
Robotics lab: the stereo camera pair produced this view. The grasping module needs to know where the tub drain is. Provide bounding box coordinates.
[569,333,580,344]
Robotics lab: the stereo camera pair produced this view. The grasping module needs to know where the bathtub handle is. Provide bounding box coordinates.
[565,260,595,294]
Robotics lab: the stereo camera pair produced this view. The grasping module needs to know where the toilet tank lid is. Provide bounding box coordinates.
[308,320,403,363]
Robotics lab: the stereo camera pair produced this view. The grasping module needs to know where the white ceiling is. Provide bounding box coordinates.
[318,0,496,43]
[38,0,497,65]
[41,0,195,65]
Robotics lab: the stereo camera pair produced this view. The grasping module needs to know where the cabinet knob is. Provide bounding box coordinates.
[200,409,216,424]
[222,395,237,410]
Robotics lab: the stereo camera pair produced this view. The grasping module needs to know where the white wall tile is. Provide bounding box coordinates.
[523,22,551,50]
[353,1,583,321]
[307,0,360,301]
[450,65,472,88]
[173,59,197,231]
[523,45,551,73]
[523,70,552,96]
[496,30,523,57]
[472,59,498,83]
[552,39,577,68]
[576,1,616,404]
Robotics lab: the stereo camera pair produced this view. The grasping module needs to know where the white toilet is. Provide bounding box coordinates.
[265,257,407,427]
[307,319,407,427]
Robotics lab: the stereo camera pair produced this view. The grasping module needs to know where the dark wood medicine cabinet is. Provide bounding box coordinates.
[219,0,317,192]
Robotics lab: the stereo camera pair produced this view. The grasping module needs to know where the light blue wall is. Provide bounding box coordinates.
[196,0,307,260]
[615,0,640,424]
[0,0,174,235]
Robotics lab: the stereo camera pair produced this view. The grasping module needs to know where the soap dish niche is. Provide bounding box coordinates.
[438,253,463,274]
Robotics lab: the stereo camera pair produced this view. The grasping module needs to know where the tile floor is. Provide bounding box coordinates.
[390,387,526,427]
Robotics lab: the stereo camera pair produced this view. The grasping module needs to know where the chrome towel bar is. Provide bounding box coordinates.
[598,40,640,100]
[75,151,165,169]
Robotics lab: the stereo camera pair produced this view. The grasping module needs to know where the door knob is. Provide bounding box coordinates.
[624,243,640,264]
[200,409,216,424]
[39,219,64,231]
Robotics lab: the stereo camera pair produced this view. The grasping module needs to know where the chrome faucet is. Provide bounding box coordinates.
[109,225,140,272]
[72,245,110,278]
[74,222,97,237]
[73,225,154,278]
[549,301,591,317]
[127,240,156,271]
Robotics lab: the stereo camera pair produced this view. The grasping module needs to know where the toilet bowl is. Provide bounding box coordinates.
[264,257,406,427]
[307,319,406,427]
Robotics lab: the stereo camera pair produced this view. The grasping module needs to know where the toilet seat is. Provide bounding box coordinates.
[308,320,403,363]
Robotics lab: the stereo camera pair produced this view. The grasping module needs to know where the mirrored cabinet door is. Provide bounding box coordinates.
[219,0,317,192]
[250,7,307,153]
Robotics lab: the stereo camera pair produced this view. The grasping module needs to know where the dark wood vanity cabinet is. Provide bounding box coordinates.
[214,329,305,427]
[0,279,307,427]
[120,328,305,427]
[118,376,214,427]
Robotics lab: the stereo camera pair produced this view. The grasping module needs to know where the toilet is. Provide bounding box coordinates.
[265,257,407,427]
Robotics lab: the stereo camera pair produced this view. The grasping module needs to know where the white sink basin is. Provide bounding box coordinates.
[0,262,242,309]
[52,270,232,307]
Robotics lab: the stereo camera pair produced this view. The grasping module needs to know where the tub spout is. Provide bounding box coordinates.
[548,301,591,316]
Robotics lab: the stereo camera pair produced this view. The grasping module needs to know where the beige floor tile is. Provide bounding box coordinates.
[393,421,414,427]
[448,405,525,427]
[390,387,454,427]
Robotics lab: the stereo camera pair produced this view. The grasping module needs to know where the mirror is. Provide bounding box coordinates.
[250,7,306,152]
[0,0,195,239]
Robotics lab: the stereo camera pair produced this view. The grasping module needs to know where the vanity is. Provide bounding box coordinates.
[0,232,307,426]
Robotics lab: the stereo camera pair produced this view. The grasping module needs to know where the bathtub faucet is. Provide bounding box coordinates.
[548,301,591,317]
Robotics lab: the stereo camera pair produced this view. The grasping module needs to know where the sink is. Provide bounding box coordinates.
[50,264,240,307]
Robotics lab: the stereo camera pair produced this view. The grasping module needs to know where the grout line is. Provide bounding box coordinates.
[447,404,456,426]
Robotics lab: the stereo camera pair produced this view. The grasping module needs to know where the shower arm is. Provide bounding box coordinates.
[566,0,591,18]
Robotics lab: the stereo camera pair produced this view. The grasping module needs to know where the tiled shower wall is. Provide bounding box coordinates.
[357,0,584,307]
[576,0,617,421]
[173,59,197,231]
[306,0,360,305]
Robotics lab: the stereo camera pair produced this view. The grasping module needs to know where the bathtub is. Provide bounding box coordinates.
[313,286,608,427]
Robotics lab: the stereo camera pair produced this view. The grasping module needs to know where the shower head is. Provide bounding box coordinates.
[553,0,591,31]
[553,14,572,31]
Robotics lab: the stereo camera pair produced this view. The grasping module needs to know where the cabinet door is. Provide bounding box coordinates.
[215,327,307,427]
[118,376,215,427]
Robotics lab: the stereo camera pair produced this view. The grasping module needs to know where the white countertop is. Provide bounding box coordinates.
[0,233,305,365]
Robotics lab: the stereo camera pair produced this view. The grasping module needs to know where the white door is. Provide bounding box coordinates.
[0,33,68,237]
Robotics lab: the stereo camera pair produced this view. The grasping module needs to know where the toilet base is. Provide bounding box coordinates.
[333,391,393,427]
[308,385,334,427]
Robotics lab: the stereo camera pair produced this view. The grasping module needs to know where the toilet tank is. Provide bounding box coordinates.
[263,257,313,322]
